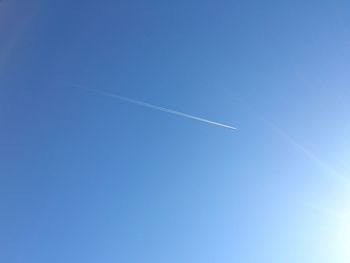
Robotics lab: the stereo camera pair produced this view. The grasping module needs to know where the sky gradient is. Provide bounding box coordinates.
[1,0,350,262]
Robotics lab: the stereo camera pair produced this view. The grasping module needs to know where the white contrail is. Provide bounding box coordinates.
[73,85,236,130]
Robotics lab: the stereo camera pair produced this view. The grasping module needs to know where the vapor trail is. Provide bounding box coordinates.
[74,85,236,130]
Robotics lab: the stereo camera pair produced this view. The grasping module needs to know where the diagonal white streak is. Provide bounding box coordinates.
[73,85,237,130]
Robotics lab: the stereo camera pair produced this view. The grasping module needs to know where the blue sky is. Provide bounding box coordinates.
[1,0,350,262]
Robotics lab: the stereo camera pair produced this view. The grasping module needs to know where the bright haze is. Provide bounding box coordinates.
[1,0,350,262]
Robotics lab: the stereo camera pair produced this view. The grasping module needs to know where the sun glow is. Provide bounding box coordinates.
[309,196,350,262]
[332,210,350,262]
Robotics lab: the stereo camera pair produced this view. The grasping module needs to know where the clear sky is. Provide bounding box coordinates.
[1,0,350,262]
